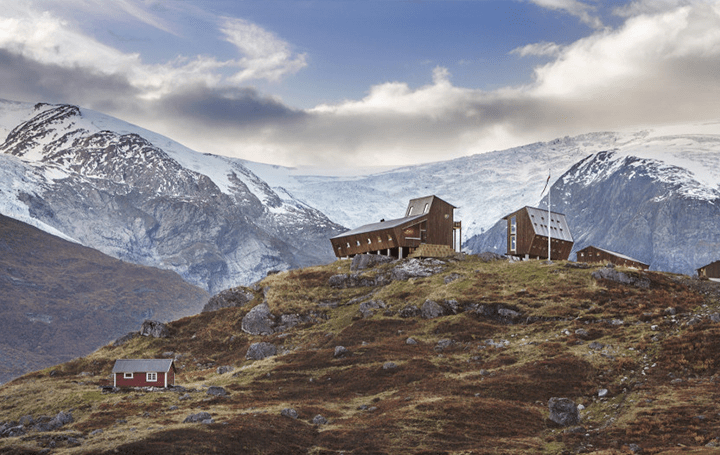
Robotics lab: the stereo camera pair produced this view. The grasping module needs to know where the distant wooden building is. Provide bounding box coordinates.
[576,246,649,270]
[330,195,460,259]
[697,260,720,280]
[112,359,176,388]
[503,206,573,260]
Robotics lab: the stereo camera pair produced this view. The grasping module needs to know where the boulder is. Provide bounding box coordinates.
[183,412,212,423]
[398,305,421,318]
[206,386,227,397]
[476,252,506,262]
[241,303,275,335]
[351,254,395,271]
[421,300,445,319]
[548,397,580,426]
[216,365,234,375]
[406,337,418,345]
[592,267,650,289]
[140,320,169,338]
[334,346,349,358]
[359,300,386,318]
[202,287,255,313]
[312,415,328,425]
[281,408,298,419]
[328,273,380,289]
[246,342,278,360]
[390,258,445,281]
[382,362,398,370]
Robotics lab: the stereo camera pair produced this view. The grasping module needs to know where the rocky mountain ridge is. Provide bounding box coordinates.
[0,101,344,293]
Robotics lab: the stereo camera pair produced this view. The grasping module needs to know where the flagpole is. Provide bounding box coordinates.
[540,170,552,262]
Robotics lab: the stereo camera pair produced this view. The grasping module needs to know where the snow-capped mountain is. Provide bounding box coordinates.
[0,100,344,293]
[466,142,720,274]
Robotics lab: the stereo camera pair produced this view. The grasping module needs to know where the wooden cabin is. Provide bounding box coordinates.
[503,206,573,260]
[112,359,176,388]
[697,260,720,280]
[576,246,649,270]
[330,195,460,259]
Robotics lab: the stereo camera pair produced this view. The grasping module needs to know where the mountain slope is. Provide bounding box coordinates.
[0,101,345,293]
[0,213,209,385]
[2,256,720,453]
[466,149,720,274]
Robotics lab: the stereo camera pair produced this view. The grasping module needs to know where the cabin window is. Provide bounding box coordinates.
[377,237,382,243]
[510,216,516,234]
[356,240,360,246]
[510,235,516,252]
[346,242,350,248]
[367,238,372,244]
[388,236,392,241]
[406,206,414,216]
[423,203,429,213]
[147,372,158,382]
[123,372,133,379]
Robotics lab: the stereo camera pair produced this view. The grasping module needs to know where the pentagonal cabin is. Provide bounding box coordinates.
[503,206,573,260]
[697,260,720,280]
[330,195,460,259]
[112,359,176,388]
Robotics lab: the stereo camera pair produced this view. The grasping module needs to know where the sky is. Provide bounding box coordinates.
[0,0,719,173]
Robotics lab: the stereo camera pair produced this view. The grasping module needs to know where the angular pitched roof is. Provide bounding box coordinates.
[505,206,573,243]
[330,214,424,239]
[112,359,174,373]
[580,246,647,266]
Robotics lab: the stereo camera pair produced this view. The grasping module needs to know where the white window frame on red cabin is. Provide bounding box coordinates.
[123,372,133,379]
[146,372,158,382]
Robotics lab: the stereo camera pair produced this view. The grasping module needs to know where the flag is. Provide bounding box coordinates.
[540,172,551,197]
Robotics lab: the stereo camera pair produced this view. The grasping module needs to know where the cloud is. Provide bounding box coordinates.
[529,0,604,29]
[221,18,307,83]
[510,41,564,57]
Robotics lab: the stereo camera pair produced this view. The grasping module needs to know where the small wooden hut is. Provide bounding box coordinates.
[697,260,720,280]
[503,206,573,260]
[330,195,460,259]
[112,359,176,388]
[576,246,649,270]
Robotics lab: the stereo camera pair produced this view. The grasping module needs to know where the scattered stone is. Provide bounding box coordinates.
[592,267,650,289]
[398,305,421,318]
[140,320,169,338]
[598,388,609,398]
[444,273,462,284]
[359,300,386,318]
[334,346,349,358]
[18,415,33,426]
[548,397,580,426]
[390,258,445,281]
[328,273,380,289]
[168,406,179,411]
[435,339,453,351]
[179,393,192,401]
[476,252,506,262]
[664,307,677,316]
[183,412,212,423]
[89,429,104,436]
[202,286,255,313]
[406,337,418,345]
[281,408,298,419]
[351,254,395,271]
[627,443,641,453]
[162,351,175,358]
[421,300,445,319]
[589,341,605,350]
[206,386,228,397]
[382,362,398,370]
[241,303,276,335]
[312,415,328,425]
[575,328,589,338]
[711,313,720,323]
[246,342,278,360]
[216,365,234,375]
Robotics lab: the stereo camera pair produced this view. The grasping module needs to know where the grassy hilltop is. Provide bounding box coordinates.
[2,255,720,454]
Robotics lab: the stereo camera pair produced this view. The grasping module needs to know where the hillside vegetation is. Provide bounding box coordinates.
[2,254,720,454]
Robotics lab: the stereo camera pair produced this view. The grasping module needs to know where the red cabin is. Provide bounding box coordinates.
[112,359,176,388]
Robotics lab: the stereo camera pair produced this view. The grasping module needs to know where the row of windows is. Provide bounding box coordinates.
[122,372,158,382]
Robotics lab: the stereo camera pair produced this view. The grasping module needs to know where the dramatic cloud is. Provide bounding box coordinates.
[0,1,718,171]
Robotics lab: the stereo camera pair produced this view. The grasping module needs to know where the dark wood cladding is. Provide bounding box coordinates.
[504,206,574,260]
[330,195,456,258]
[697,260,720,279]
[576,246,649,270]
